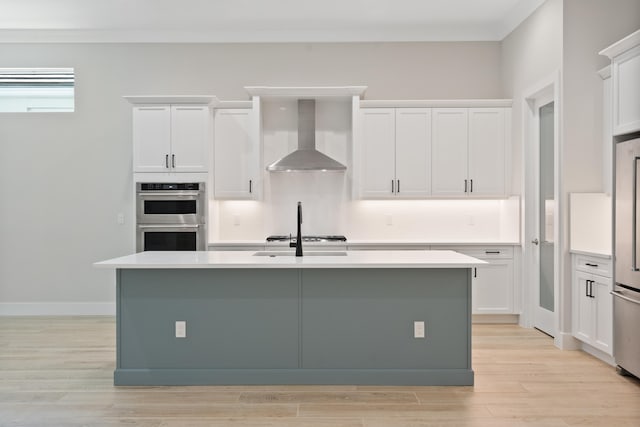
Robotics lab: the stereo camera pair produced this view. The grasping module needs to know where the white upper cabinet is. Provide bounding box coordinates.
[132,104,210,173]
[468,108,507,196]
[133,106,171,173]
[214,108,260,199]
[600,30,640,135]
[361,108,396,198]
[432,107,508,197]
[431,108,468,196]
[360,108,431,198]
[395,108,432,198]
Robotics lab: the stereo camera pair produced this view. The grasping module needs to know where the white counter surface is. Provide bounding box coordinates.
[95,250,486,269]
[208,240,520,248]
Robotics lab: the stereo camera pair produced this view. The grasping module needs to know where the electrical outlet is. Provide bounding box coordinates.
[414,321,425,338]
[175,321,186,338]
[386,214,393,226]
[117,213,125,225]
[233,214,240,226]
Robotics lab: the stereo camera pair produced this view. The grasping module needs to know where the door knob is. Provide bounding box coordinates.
[531,238,539,245]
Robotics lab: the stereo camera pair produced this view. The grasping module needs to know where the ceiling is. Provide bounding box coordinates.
[0,0,546,43]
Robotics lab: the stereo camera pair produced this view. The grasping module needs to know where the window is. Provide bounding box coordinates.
[0,68,74,112]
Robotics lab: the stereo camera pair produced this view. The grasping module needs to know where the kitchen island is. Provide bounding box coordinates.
[95,250,485,386]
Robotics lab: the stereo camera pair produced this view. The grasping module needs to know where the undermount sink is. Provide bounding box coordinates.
[253,251,348,257]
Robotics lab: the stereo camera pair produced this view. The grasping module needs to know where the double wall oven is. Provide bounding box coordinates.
[136,182,207,252]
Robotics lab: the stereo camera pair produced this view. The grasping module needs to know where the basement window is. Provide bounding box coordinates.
[0,68,74,112]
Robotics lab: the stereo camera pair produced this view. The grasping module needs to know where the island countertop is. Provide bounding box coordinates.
[95,250,486,269]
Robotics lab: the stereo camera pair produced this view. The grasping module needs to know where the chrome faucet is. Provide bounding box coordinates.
[289,201,303,257]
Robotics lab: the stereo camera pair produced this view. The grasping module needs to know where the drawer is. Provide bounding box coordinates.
[435,246,514,259]
[574,255,612,277]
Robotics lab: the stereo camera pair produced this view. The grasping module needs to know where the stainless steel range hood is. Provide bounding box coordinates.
[267,99,346,172]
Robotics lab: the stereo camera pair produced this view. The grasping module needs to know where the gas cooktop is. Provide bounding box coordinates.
[266,235,347,243]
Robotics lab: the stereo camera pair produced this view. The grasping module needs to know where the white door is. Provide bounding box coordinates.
[133,106,171,173]
[170,105,209,173]
[395,108,431,198]
[361,108,396,198]
[468,108,506,196]
[533,98,556,336]
[214,109,255,199]
[431,108,468,196]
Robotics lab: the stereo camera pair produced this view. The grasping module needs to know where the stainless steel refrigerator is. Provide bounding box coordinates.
[613,132,640,378]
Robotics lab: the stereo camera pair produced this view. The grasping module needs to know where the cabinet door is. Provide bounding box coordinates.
[395,108,431,198]
[468,108,506,196]
[431,108,468,196]
[133,106,171,173]
[612,45,640,135]
[214,109,257,199]
[592,276,613,354]
[573,271,594,343]
[170,106,209,173]
[361,108,396,198]
[472,260,513,314]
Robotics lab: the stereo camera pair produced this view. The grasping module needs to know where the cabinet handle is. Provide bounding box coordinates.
[138,107,166,111]
[249,180,252,193]
[485,251,500,254]
[391,180,395,194]
[175,107,203,111]
[590,280,595,298]
[585,263,599,267]
[474,268,477,278]
[397,180,400,193]
[172,154,176,168]
[585,280,590,298]
[165,154,169,169]
[470,179,473,193]
[464,179,468,193]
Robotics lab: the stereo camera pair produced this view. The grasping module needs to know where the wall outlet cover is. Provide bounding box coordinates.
[175,321,186,338]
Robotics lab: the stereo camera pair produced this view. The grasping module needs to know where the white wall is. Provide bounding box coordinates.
[560,0,640,340]
[501,0,640,340]
[0,41,503,314]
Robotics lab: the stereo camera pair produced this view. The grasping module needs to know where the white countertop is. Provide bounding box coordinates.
[95,250,486,269]
[208,240,520,247]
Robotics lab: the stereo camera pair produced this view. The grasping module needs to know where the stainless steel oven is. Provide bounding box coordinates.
[136,182,207,252]
[136,182,206,224]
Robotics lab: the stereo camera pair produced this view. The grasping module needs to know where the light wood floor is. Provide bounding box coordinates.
[1,317,639,427]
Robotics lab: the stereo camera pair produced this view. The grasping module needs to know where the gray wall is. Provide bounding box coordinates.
[0,42,502,311]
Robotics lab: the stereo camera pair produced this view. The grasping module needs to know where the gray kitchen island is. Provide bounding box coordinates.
[95,250,484,386]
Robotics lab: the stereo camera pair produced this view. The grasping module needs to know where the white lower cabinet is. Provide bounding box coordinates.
[434,246,516,314]
[471,261,514,314]
[572,254,613,355]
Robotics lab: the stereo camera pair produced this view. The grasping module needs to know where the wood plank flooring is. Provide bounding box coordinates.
[1,317,638,426]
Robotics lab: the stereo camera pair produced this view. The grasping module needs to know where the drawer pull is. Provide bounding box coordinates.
[585,263,599,267]
[485,251,501,254]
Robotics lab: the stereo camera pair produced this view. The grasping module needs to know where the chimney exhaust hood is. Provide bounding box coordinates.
[266,99,346,172]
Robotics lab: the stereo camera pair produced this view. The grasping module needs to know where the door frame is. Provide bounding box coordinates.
[521,70,564,348]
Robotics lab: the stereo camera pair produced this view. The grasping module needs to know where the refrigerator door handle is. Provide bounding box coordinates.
[611,290,640,305]
[633,157,640,271]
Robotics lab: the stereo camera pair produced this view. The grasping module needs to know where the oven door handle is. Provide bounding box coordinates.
[137,192,202,197]
[137,224,200,229]
[611,290,640,305]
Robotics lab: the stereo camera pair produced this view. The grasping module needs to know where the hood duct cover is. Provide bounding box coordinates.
[267,99,346,172]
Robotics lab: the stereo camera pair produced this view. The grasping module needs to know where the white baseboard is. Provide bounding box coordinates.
[555,331,582,350]
[0,302,115,316]
[580,342,615,366]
